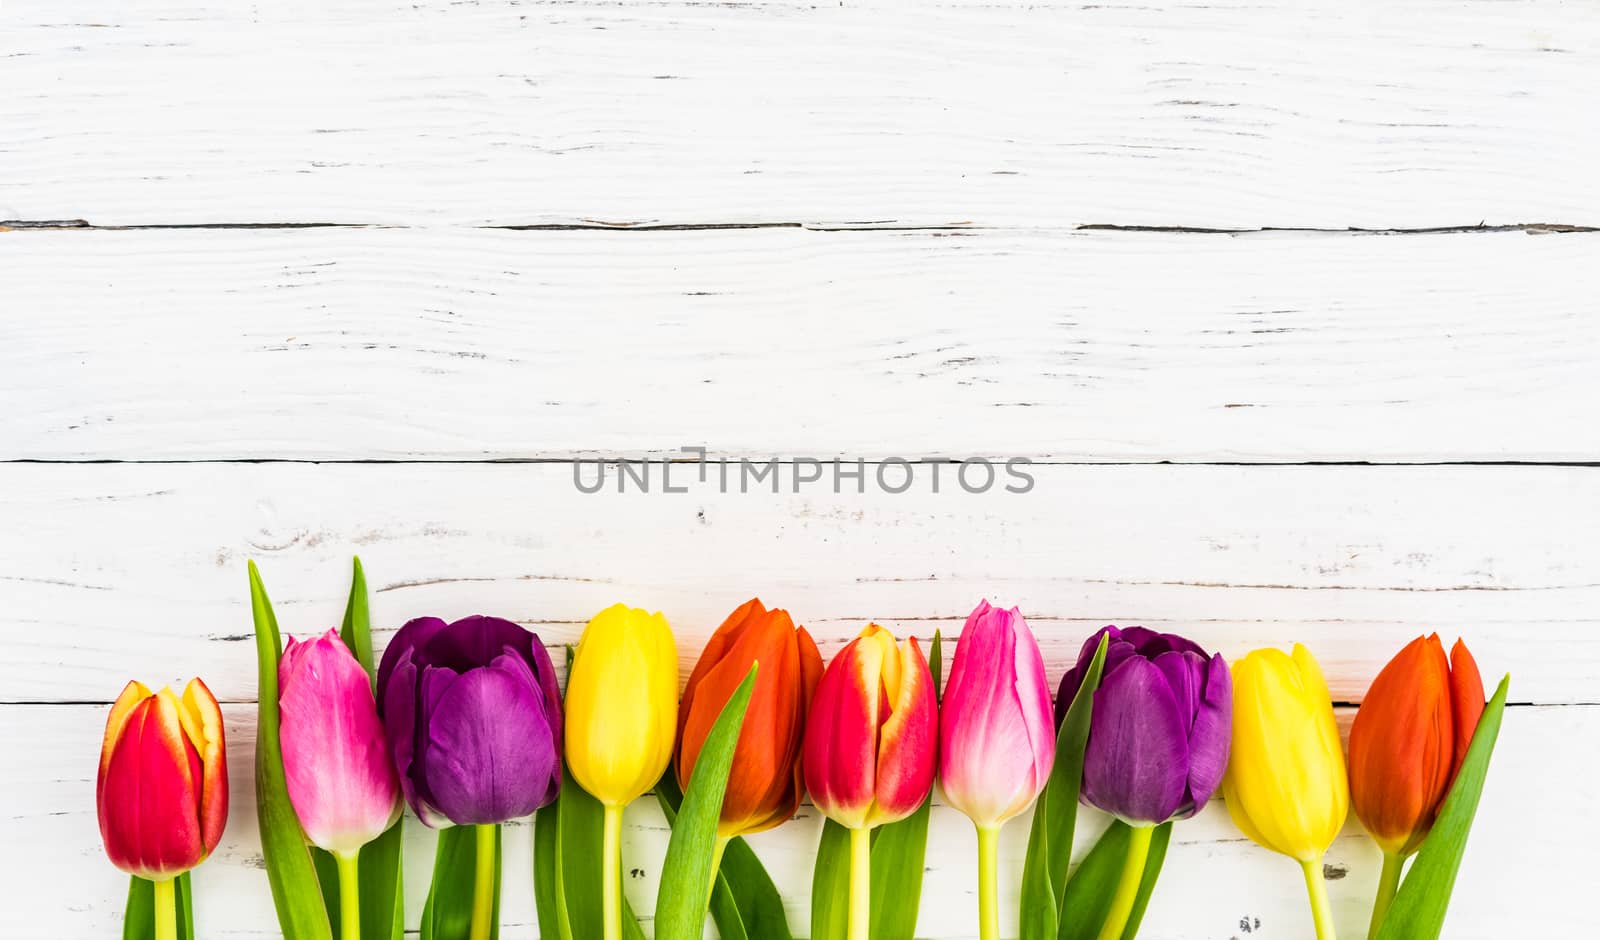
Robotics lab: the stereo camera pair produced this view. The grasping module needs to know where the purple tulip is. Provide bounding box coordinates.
[377,615,562,827]
[1055,626,1231,825]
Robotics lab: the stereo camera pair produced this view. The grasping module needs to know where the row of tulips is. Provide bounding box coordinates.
[97,558,1509,940]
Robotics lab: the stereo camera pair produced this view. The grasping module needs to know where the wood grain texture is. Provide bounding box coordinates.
[3,462,1595,705]
[5,701,1590,939]
[3,0,1598,228]
[5,226,1599,462]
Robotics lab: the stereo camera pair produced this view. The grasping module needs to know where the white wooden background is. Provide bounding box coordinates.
[3,0,1598,937]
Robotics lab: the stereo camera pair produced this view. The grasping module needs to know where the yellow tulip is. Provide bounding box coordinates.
[1221,644,1348,940]
[563,603,679,940]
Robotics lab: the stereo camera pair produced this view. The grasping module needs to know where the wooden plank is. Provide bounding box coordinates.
[3,700,1584,938]
[3,0,1598,228]
[2,462,1594,705]
[5,227,1598,462]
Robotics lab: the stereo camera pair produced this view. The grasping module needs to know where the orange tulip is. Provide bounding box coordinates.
[1349,634,1485,857]
[676,598,823,837]
[97,679,228,880]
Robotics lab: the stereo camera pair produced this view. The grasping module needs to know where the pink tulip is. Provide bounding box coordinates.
[939,600,1056,827]
[940,601,1056,940]
[280,630,401,855]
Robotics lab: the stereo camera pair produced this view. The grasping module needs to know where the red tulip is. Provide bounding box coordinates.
[97,679,228,880]
[1349,634,1485,857]
[802,624,938,831]
[676,598,823,837]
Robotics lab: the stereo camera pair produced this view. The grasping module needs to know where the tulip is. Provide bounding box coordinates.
[1349,635,1484,934]
[281,630,402,853]
[281,630,403,940]
[1054,625,1232,940]
[98,678,227,940]
[1221,645,1348,940]
[378,615,563,940]
[564,603,680,940]
[940,601,1055,940]
[676,598,823,850]
[803,624,938,940]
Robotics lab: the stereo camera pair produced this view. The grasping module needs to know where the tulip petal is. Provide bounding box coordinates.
[527,630,564,807]
[421,650,558,825]
[803,634,880,829]
[376,615,447,710]
[871,637,938,827]
[1055,626,1139,726]
[179,677,228,854]
[1082,657,1190,824]
[1449,639,1486,777]
[1184,653,1232,812]
[99,680,153,789]
[424,615,535,674]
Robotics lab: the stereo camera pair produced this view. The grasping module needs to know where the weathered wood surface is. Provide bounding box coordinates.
[4,227,1598,462]
[3,0,1598,229]
[5,0,1597,935]
[2,463,1594,706]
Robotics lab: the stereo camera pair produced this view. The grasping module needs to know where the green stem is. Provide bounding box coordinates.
[470,824,496,940]
[1096,823,1154,940]
[1367,851,1403,939]
[337,851,362,940]
[1301,856,1338,940]
[976,824,1001,940]
[708,833,731,901]
[603,804,625,940]
[848,826,872,940]
[152,878,176,940]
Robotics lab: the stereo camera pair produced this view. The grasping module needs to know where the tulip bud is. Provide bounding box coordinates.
[1221,645,1348,862]
[280,629,402,855]
[939,601,1055,828]
[1056,626,1231,825]
[565,603,680,808]
[676,598,823,837]
[1349,635,1485,856]
[97,678,228,880]
[803,624,938,831]
[377,616,563,827]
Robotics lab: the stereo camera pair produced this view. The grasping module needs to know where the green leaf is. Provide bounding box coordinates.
[810,819,853,940]
[422,825,501,940]
[340,556,376,679]
[1375,674,1510,940]
[534,802,566,939]
[868,630,938,940]
[1020,633,1111,940]
[122,874,194,940]
[655,770,790,940]
[654,665,758,940]
[1058,820,1172,940]
[555,761,608,940]
[249,561,335,940]
[868,800,930,940]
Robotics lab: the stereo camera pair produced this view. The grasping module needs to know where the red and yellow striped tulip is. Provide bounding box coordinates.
[97,679,228,880]
[803,623,938,831]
